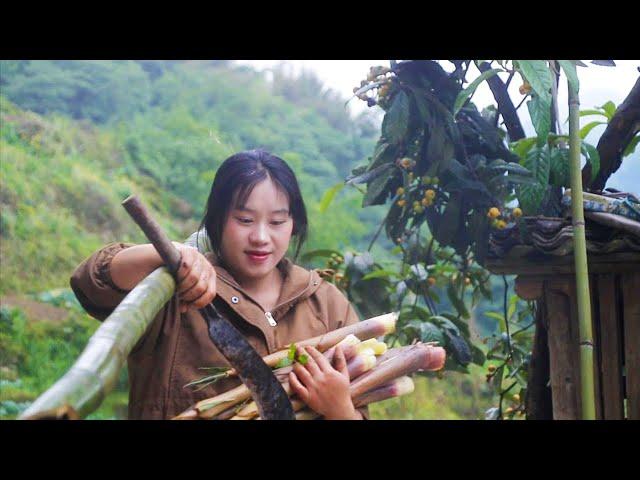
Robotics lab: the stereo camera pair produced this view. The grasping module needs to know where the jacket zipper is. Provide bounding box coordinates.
[265,311,277,327]
[217,274,320,327]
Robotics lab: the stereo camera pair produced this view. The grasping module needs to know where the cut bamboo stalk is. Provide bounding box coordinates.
[224,312,397,376]
[322,334,362,362]
[195,384,253,419]
[192,344,444,420]
[233,348,439,421]
[354,376,415,407]
[225,350,377,421]
[175,328,446,422]
[373,342,439,366]
[175,319,396,419]
[183,345,414,420]
[195,381,294,420]
[172,408,199,420]
[357,338,388,355]
[372,346,403,365]
[235,397,307,420]
[216,406,244,420]
[350,344,445,399]
[347,352,377,379]
[185,318,393,393]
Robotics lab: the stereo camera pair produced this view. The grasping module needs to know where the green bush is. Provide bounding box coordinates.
[0,305,129,420]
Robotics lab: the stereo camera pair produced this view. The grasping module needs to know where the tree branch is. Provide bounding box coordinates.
[583,75,640,191]
[478,61,526,142]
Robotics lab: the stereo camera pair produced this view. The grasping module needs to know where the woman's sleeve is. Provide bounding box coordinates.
[69,242,135,321]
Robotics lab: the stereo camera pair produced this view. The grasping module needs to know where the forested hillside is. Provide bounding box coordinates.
[1,60,387,295]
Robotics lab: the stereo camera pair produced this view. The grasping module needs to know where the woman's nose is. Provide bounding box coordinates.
[249,223,268,244]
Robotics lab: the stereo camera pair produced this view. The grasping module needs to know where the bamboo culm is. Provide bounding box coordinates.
[20,268,176,420]
[568,80,596,420]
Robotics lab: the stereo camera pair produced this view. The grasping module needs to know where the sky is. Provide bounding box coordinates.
[235,60,639,193]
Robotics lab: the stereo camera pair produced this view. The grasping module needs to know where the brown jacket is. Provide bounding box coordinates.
[70,243,367,420]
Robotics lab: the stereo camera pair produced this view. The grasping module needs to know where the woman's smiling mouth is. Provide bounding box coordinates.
[245,251,271,262]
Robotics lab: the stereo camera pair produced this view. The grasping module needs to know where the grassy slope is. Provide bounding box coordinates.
[0,98,193,419]
[0,96,193,295]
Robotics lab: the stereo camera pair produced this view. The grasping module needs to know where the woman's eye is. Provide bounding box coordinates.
[237,217,252,224]
[271,221,286,225]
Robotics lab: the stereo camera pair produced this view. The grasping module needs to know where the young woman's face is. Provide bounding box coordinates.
[219,178,294,283]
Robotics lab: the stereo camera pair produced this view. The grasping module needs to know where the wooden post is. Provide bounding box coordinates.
[589,274,603,419]
[597,274,625,419]
[545,278,580,419]
[515,276,553,419]
[622,273,640,419]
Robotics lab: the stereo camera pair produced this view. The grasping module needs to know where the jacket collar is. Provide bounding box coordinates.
[204,253,322,314]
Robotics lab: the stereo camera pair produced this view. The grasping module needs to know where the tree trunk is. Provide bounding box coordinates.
[478,62,526,142]
[583,76,640,191]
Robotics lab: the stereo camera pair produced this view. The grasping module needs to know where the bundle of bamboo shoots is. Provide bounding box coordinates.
[173,312,446,420]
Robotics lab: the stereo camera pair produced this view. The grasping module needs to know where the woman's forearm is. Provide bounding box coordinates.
[110,243,164,291]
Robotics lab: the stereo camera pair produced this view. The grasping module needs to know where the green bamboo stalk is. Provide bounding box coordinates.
[568,79,596,420]
[19,267,176,419]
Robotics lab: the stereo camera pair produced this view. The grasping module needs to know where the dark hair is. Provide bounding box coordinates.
[199,149,308,263]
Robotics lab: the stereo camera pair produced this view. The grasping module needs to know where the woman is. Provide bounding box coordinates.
[70,149,367,420]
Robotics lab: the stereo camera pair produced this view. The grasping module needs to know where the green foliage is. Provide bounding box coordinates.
[576,100,638,188]
[274,343,308,368]
[557,61,579,95]
[515,60,553,108]
[481,291,534,420]
[369,366,497,420]
[0,305,129,420]
[516,145,550,214]
[318,182,345,213]
[527,94,551,145]
[349,61,529,275]
[0,105,185,294]
[453,67,502,115]
[0,61,151,123]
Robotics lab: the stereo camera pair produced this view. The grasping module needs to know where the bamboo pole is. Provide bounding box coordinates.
[568,78,596,420]
[19,267,176,419]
